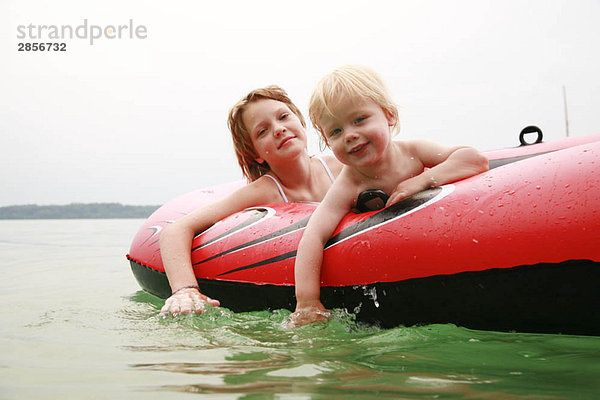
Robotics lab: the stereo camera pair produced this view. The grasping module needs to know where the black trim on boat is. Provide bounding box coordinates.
[129,258,600,336]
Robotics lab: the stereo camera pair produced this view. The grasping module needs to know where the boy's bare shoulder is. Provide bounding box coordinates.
[395,138,452,157]
[335,166,357,185]
[392,139,423,156]
[332,167,362,193]
[323,170,360,209]
[394,138,438,150]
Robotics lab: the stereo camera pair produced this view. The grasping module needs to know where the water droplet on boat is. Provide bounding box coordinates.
[535,186,541,190]
[472,239,479,244]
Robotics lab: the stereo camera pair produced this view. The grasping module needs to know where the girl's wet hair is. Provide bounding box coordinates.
[228,85,306,181]
[309,65,400,145]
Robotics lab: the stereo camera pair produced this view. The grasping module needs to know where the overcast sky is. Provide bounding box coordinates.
[2,0,599,206]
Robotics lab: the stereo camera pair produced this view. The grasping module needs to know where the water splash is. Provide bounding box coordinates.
[362,286,380,308]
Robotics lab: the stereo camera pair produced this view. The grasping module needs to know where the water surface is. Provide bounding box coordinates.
[1,219,598,399]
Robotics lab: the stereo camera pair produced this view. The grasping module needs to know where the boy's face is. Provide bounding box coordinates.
[319,97,396,167]
[243,99,307,165]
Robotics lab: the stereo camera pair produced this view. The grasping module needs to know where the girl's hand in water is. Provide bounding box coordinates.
[286,302,330,328]
[160,287,220,316]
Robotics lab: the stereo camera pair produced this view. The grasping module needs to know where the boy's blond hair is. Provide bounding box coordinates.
[228,85,306,181]
[309,65,399,144]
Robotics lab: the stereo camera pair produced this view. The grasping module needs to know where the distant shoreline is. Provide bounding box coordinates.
[0,203,160,220]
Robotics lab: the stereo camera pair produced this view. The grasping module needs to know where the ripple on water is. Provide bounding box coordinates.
[118,291,600,399]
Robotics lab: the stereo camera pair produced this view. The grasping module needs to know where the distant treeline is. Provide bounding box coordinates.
[0,203,161,219]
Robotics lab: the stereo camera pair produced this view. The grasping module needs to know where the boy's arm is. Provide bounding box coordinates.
[289,179,354,327]
[160,181,281,315]
[388,140,489,205]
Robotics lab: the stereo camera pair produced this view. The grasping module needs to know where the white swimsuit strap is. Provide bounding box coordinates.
[263,174,289,202]
[263,157,333,203]
[314,155,335,183]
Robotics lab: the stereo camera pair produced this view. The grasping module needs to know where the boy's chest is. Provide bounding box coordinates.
[353,157,424,196]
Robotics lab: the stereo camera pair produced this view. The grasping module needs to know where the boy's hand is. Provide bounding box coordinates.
[160,288,220,316]
[387,174,434,206]
[286,301,330,328]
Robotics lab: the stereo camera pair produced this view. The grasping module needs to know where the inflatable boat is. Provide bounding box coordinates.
[127,129,600,335]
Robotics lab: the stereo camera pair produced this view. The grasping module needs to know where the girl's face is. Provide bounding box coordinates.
[319,96,396,167]
[243,99,307,166]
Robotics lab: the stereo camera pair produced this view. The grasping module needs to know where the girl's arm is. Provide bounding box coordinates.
[159,180,281,315]
[288,178,354,327]
[387,141,488,205]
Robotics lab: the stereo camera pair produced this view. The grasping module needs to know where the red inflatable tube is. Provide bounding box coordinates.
[127,132,600,335]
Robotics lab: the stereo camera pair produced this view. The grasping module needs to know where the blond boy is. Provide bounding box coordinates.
[289,65,489,326]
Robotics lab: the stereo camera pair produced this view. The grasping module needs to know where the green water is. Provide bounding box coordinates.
[1,219,598,399]
[127,297,600,399]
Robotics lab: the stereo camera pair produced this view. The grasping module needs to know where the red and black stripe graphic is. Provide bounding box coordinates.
[215,186,449,277]
[488,151,554,169]
[192,207,274,251]
[193,212,310,266]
